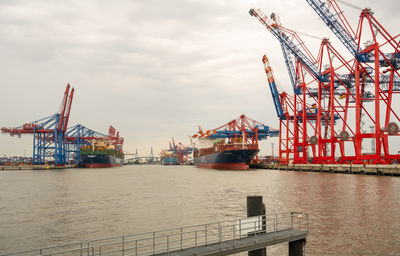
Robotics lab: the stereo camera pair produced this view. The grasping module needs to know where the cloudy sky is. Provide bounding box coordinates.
[0,0,399,157]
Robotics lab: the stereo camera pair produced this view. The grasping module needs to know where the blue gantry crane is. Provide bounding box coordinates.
[194,115,279,141]
[65,124,111,164]
[1,85,74,165]
[1,85,123,166]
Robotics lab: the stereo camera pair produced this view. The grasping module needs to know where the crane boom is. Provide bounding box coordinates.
[250,9,325,82]
[280,44,301,94]
[269,13,300,94]
[62,87,74,134]
[305,0,400,66]
[251,9,399,91]
[304,0,364,61]
[58,84,70,132]
[262,55,284,119]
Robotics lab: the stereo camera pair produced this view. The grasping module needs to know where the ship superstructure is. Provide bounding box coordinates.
[192,115,278,170]
[79,126,124,168]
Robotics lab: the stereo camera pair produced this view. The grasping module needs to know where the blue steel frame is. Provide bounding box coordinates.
[207,125,279,140]
[31,114,66,165]
[65,124,110,164]
[27,116,111,165]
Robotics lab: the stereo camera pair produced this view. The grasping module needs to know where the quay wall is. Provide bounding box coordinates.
[0,165,76,171]
[250,163,400,176]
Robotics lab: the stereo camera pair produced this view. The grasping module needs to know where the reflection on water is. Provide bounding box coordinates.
[0,166,399,255]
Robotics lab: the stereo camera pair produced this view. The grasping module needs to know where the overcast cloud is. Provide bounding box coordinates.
[0,0,399,157]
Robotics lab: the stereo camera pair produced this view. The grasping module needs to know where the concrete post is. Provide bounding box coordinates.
[289,238,306,256]
[247,196,266,256]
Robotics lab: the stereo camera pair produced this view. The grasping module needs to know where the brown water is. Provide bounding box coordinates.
[0,165,399,255]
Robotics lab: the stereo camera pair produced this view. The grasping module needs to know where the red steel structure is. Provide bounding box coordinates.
[306,0,400,164]
[254,11,345,164]
[262,55,317,164]
[251,1,400,164]
[267,12,356,164]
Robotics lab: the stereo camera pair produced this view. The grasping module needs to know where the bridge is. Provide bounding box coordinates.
[125,156,160,164]
[0,212,308,256]
[124,148,160,164]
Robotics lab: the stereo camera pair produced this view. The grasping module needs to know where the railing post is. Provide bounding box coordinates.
[254,221,257,243]
[233,224,236,248]
[195,231,198,253]
[122,236,125,256]
[40,249,42,255]
[135,240,138,256]
[167,235,170,255]
[291,213,294,228]
[299,214,301,230]
[218,222,222,252]
[91,247,94,256]
[99,247,102,256]
[80,242,83,256]
[180,228,183,250]
[205,224,208,245]
[239,219,242,238]
[291,213,294,237]
[153,232,155,254]
[306,214,309,232]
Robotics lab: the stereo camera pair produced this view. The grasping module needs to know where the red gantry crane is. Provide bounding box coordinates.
[250,0,400,164]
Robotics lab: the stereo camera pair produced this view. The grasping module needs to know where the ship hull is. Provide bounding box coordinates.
[161,157,179,165]
[80,154,124,168]
[194,149,259,170]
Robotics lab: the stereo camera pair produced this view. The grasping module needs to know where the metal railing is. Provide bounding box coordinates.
[1,212,308,256]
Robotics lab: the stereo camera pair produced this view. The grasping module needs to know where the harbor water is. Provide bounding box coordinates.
[0,165,399,255]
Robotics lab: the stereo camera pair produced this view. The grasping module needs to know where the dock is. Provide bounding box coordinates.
[251,163,400,176]
[0,212,308,256]
[0,165,76,171]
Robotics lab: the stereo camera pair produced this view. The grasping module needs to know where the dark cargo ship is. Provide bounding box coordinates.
[193,138,259,170]
[159,149,179,165]
[80,151,124,168]
[79,126,124,168]
[79,144,124,168]
[161,156,179,165]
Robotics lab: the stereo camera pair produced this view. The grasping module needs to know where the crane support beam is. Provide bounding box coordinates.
[58,84,70,132]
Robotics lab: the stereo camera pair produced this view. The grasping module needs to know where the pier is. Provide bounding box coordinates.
[1,212,308,256]
[251,163,400,176]
[0,165,76,171]
[1,196,308,256]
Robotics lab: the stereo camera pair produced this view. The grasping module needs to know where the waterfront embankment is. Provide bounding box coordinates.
[251,163,400,176]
